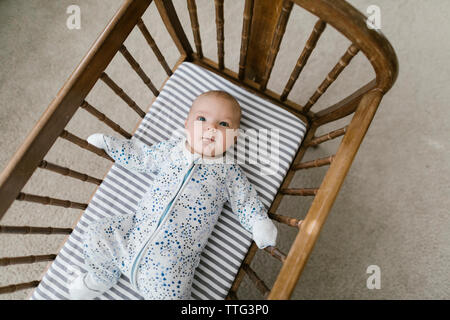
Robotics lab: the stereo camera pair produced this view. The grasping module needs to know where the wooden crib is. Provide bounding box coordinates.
[0,0,398,299]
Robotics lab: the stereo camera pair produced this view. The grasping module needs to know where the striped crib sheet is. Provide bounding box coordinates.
[31,62,306,300]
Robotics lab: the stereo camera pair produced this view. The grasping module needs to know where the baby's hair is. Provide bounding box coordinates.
[194,90,242,121]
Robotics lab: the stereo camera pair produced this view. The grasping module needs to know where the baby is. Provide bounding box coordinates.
[67,90,277,300]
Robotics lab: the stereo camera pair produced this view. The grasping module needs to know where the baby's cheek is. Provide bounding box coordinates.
[223,130,237,150]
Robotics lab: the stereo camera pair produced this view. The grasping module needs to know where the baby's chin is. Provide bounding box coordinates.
[195,147,224,158]
[191,142,228,158]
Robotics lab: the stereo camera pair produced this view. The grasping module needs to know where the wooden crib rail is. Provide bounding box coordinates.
[229,89,385,300]
[119,45,160,97]
[259,0,294,92]
[199,0,398,99]
[295,0,398,93]
[0,0,152,221]
[16,192,88,210]
[242,263,270,298]
[303,44,360,113]
[136,18,173,77]
[38,160,103,185]
[214,0,225,70]
[280,19,327,101]
[238,0,254,80]
[187,0,203,59]
[162,0,397,122]
[269,89,384,299]
[268,212,303,229]
[79,100,132,139]
[291,155,335,170]
[264,246,287,263]
[0,281,40,295]
[0,254,57,267]
[155,0,193,59]
[311,79,377,126]
[99,72,147,118]
[0,0,398,300]
[59,130,113,161]
[0,225,73,235]
[306,126,348,147]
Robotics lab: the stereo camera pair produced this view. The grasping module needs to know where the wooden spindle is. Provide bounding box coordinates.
[303,44,360,112]
[80,100,131,139]
[259,0,293,92]
[0,0,152,222]
[137,18,173,76]
[214,0,225,70]
[0,225,72,235]
[154,0,193,58]
[280,19,326,101]
[280,188,318,196]
[99,72,146,118]
[263,246,287,263]
[119,45,159,97]
[238,0,254,80]
[59,130,112,161]
[307,126,348,147]
[292,155,335,170]
[242,264,270,298]
[227,242,258,300]
[187,0,203,59]
[0,254,56,267]
[268,212,302,228]
[16,192,87,210]
[0,281,40,294]
[311,80,376,127]
[38,160,103,185]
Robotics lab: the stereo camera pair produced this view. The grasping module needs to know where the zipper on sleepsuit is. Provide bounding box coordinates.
[130,162,196,288]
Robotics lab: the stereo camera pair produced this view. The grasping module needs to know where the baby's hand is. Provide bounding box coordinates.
[87,133,106,149]
[252,219,278,249]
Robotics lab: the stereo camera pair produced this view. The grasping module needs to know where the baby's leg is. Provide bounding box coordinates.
[135,252,197,300]
[68,218,123,299]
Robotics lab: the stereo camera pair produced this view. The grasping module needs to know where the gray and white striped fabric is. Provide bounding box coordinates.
[31,62,306,300]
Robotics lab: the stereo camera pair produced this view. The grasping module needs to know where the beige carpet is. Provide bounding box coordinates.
[0,0,449,299]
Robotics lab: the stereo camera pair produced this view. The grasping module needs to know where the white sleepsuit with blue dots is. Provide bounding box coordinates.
[81,133,277,299]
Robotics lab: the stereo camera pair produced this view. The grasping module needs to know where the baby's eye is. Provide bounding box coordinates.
[219,121,229,127]
[196,116,206,121]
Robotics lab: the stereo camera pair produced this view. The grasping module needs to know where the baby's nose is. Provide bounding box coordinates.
[207,125,217,132]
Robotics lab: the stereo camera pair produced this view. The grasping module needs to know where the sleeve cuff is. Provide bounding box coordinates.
[252,218,277,249]
[87,133,106,149]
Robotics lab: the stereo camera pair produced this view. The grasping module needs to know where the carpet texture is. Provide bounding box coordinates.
[0,0,449,299]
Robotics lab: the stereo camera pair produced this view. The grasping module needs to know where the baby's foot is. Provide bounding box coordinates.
[67,272,108,300]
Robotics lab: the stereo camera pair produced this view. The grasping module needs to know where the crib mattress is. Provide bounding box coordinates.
[31,62,306,300]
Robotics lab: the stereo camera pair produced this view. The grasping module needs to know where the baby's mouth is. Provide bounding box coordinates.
[202,136,215,143]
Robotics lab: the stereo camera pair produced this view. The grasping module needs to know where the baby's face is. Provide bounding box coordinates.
[184,95,240,157]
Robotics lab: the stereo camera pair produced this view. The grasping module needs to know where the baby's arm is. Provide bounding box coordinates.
[87,133,168,173]
[226,165,277,249]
